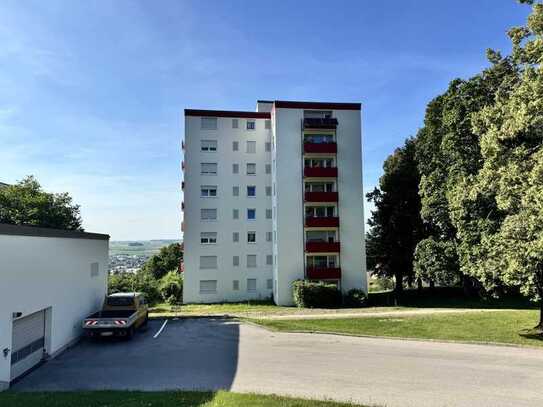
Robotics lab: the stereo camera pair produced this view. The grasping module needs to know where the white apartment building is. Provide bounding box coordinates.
[182,100,366,306]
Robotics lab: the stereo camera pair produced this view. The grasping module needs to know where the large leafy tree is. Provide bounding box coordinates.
[142,242,183,280]
[414,53,518,290]
[467,1,543,329]
[0,175,83,230]
[366,138,425,296]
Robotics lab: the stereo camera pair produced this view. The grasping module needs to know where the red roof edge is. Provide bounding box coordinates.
[185,109,270,119]
[274,100,361,110]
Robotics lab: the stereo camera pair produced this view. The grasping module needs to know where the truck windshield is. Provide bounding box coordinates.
[107,297,134,306]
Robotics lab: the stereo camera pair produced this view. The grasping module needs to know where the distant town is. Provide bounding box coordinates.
[109,240,181,274]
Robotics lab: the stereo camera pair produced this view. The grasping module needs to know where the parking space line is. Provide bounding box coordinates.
[153,320,168,338]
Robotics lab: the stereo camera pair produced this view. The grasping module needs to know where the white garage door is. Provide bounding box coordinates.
[10,309,46,380]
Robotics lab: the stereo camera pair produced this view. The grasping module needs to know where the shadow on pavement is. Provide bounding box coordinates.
[13,318,240,392]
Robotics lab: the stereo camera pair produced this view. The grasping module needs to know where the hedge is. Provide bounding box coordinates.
[292,280,341,308]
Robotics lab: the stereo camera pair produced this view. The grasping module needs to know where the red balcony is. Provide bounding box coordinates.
[306,242,340,253]
[304,142,337,154]
[181,181,185,190]
[305,192,338,202]
[304,167,338,178]
[306,267,341,279]
[305,217,339,227]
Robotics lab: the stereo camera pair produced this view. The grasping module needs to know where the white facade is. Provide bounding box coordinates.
[0,224,109,390]
[182,100,367,306]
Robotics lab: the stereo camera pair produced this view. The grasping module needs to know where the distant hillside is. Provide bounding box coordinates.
[110,240,181,256]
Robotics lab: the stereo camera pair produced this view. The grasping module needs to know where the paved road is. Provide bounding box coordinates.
[15,318,543,407]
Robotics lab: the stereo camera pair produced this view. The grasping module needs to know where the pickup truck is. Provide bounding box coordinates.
[83,292,148,339]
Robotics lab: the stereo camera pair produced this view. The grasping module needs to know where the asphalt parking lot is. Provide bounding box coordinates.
[14,318,543,407]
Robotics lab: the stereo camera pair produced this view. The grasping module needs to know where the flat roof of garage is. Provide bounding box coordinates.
[0,223,110,240]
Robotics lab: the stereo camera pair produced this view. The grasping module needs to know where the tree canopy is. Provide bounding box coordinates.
[0,175,83,230]
[142,242,183,280]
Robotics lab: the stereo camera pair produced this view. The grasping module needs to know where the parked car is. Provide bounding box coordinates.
[83,292,148,339]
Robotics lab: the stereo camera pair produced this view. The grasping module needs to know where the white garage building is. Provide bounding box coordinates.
[0,224,109,390]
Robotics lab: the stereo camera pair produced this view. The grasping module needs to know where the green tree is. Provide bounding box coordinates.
[0,176,83,230]
[142,243,183,279]
[159,271,184,305]
[414,54,518,290]
[108,270,161,305]
[467,1,543,329]
[366,138,426,296]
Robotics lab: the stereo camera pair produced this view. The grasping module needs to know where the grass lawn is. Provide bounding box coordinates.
[251,310,543,348]
[149,300,405,318]
[0,390,365,407]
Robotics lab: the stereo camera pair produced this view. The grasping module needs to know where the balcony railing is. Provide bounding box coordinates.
[304,167,338,178]
[305,242,340,253]
[305,216,339,227]
[304,142,337,154]
[303,117,338,129]
[306,267,341,279]
[304,192,338,202]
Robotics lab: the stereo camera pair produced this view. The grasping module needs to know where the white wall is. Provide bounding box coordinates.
[272,108,306,305]
[0,233,108,388]
[183,115,273,303]
[335,109,367,291]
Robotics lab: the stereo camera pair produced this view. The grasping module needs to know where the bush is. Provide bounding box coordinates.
[343,289,368,307]
[292,280,341,308]
[108,270,161,305]
[159,271,183,305]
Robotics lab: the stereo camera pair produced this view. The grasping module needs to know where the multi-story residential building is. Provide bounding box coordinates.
[182,100,366,306]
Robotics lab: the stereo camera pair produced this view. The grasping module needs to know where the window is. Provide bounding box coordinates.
[247,185,256,197]
[233,280,240,290]
[246,141,256,153]
[233,186,239,196]
[265,120,271,129]
[265,186,271,196]
[199,280,217,294]
[306,230,336,243]
[247,120,255,130]
[306,206,336,217]
[233,209,239,219]
[233,141,239,151]
[247,208,256,220]
[247,278,257,291]
[199,256,218,269]
[233,232,239,242]
[305,158,334,168]
[200,232,217,244]
[201,117,217,130]
[266,255,273,265]
[247,231,256,243]
[266,231,272,242]
[266,209,272,219]
[233,256,240,266]
[265,164,271,174]
[304,110,332,119]
[265,142,271,152]
[305,133,334,144]
[305,182,334,192]
[232,118,239,129]
[233,163,239,174]
[201,208,217,221]
[247,255,257,268]
[267,279,273,289]
[247,163,256,175]
[201,140,217,152]
[201,162,217,175]
[306,255,337,268]
[201,185,217,197]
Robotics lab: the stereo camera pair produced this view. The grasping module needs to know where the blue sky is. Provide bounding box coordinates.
[0,0,530,240]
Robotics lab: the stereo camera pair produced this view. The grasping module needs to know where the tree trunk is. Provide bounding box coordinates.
[417,278,423,292]
[429,279,435,290]
[538,300,543,331]
[394,273,403,305]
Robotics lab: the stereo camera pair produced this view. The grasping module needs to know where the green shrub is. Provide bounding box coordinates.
[343,289,368,307]
[159,271,184,305]
[292,280,341,308]
[108,270,161,305]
